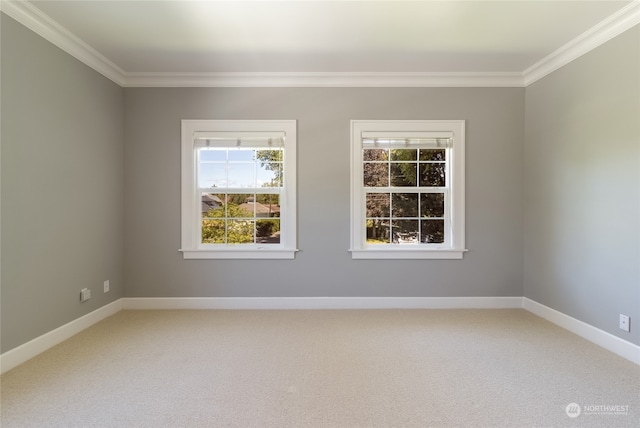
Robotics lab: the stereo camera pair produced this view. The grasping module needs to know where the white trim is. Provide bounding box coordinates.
[0,0,127,86]
[121,296,523,310]
[181,120,297,258]
[523,2,640,86]
[523,298,640,366]
[0,300,122,374]
[180,249,298,260]
[2,0,637,88]
[349,249,467,260]
[350,120,466,259]
[3,297,638,373]
[122,71,524,88]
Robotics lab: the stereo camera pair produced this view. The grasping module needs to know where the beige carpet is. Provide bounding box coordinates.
[1,309,638,427]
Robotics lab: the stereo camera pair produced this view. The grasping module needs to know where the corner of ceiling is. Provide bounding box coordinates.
[523,1,639,86]
[1,0,128,86]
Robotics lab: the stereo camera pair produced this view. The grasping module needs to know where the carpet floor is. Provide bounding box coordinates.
[1,309,639,427]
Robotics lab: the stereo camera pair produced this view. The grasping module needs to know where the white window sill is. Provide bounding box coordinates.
[349,248,467,260]
[180,248,298,260]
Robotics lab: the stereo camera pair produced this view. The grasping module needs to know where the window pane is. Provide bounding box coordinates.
[392,193,418,218]
[421,220,445,243]
[202,219,225,244]
[363,148,388,161]
[254,194,281,217]
[419,163,445,187]
[228,149,255,161]
[256,219,280,243]
[202,193,225,217]
[257,162,282,187]
[198,163,226,188]
[227,220,255,243]
[364,163,389,187]
[228,195,255,218]
[367,221,390,244]
[420,193,445,217]
[200,148,226,162]
[256,149,283,163]
[390,149,417,161]
[392,220,419,244]
[419,149,445,161]
[390,163,417,186]
[366,193,390,217]
[227,163,255,187]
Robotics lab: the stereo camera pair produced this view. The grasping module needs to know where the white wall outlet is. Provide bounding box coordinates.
[80,288,91,302]
[104,280,110,293]
[619,314,630,332]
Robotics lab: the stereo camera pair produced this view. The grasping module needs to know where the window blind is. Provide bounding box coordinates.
[362,131,453,148]
[194,131,285,148]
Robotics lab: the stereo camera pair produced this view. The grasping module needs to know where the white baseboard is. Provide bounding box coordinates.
[523,298,640,365]
[121,296,524,310]
[0,299,123,375]
[3,296,637,374]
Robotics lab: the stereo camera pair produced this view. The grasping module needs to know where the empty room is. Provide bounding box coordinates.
[1,1,639,426]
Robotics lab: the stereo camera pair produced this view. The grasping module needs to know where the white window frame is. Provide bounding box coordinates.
[180,120,297,259]
[350,120,466,259]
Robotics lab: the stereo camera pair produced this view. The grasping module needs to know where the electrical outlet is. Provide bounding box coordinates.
[619,314,630,332]
[104,280,110,293]
[80,288,91,302]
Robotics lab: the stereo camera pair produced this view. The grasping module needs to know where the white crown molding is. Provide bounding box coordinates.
[122,71,525,88]
[524,1,640,86]
[1,0,638,88]
[0,1,524,87]
[0,0,127,86]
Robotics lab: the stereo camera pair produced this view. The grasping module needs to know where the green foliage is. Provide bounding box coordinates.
[363,149,390,242]
[256,219,280,237]
[391,149,417,186]
[227,220,254,244]
[255,193,279,212]
[363,148,447,244]
[202,219,225,243]
[225,194,247,205]
[256,149,283,162]
[256,149,284,185]
[202,203,255,244]
[201,202,281,244]
[203,203,252,219]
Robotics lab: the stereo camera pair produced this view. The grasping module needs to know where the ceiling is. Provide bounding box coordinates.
[3,1,639,86]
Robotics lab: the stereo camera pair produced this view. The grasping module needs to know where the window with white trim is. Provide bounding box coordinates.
[181,120,297,259]
[350,120,466,259]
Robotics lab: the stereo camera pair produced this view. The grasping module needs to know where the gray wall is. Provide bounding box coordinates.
[1,15,124,353]
[7,7,636,356]
[524,27,640,345]
[124,87,524,298]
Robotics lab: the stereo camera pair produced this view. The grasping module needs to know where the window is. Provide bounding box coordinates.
[350,120,466,259]
[180,120,297,259]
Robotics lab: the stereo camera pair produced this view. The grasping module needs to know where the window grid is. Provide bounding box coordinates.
[200,191,282,245]
[197,147,284,245]
[363,147,449,245]
[365,191,449,245]
[197,147,284,190]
